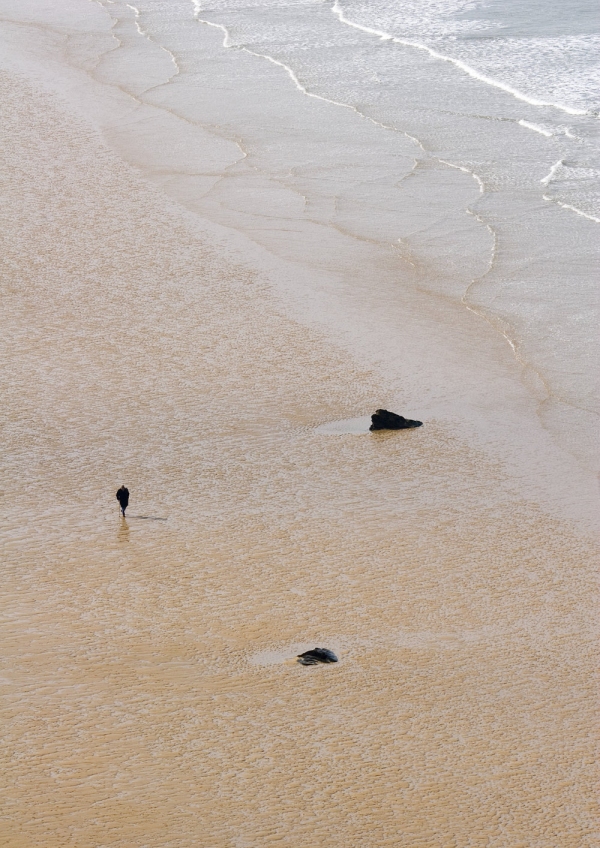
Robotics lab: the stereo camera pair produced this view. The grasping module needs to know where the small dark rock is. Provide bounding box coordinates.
[297,648,338,666]
[369,409,423,431]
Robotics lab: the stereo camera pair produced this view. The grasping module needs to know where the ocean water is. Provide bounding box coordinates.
[1,0,599,845]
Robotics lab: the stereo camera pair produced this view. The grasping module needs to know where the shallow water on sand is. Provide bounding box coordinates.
[315,416,372,434]
[1,69,598,847]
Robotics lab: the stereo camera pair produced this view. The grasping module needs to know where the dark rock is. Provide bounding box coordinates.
[297,648,338,666]
[369,409,423,431]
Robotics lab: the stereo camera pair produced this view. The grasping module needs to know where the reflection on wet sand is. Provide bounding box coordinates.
[118,518,130,543]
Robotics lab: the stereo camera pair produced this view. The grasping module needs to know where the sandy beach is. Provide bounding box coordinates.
[1,1,598,845]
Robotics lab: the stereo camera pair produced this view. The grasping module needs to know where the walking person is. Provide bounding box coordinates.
[116,485,129,517]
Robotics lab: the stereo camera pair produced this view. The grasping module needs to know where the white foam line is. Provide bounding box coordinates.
[331,0,590,118]
[540,159,563,186]
[439,159,485,193]
[542,195,600,223]
[518,119,553,137]
[126,3,180,75]
[192,13,233,48]
[251,49,428,152]
[247,49,362,111]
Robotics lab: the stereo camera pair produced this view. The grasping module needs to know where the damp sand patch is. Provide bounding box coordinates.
[315,416,372,435]
[249,643,343,667]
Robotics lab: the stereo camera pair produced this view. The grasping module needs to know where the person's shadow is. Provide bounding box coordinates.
[129,515,168,521]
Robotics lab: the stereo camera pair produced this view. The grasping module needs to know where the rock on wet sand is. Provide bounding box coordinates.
[370,409,423,431]
[297,648,338,666]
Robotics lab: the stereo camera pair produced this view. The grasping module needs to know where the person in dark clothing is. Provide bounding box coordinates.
[116,485,129,517]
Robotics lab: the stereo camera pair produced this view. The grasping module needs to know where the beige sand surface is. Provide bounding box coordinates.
[1,60,598,848]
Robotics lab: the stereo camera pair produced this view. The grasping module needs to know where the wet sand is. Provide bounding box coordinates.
[1,24,599,848]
